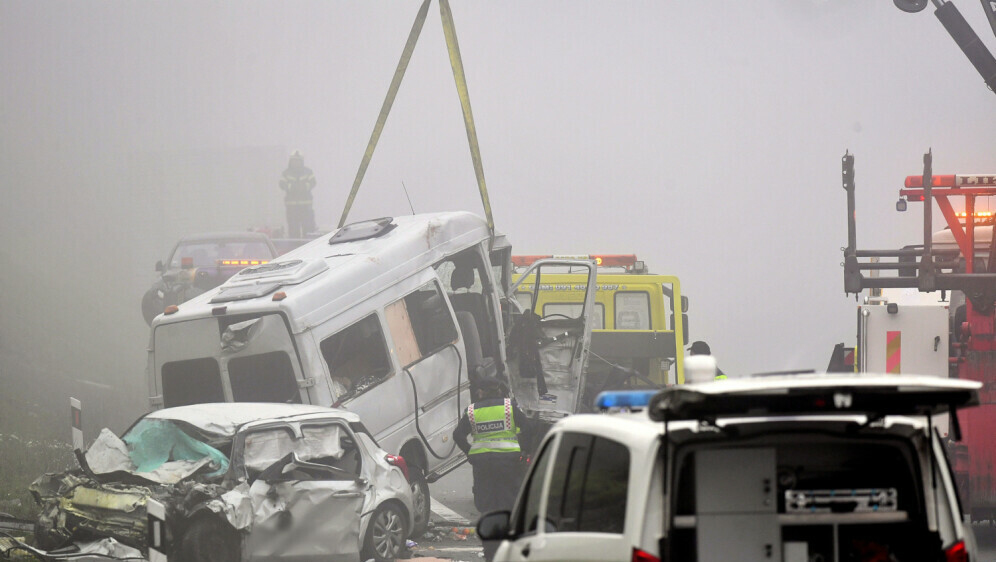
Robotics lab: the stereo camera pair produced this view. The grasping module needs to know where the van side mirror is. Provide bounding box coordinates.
[155,260,164,272]
[477,510,511,541]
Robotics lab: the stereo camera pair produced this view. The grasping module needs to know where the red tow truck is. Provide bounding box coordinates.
[841,150,996,520]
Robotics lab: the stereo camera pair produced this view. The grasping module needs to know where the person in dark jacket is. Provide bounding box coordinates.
[279,151,316,238]
[688,340,727,379]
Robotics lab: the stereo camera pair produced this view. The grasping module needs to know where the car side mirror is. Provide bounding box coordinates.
[476,510,511,541]
[155,260,164,272]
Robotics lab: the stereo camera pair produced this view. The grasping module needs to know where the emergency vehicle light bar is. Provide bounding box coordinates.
[595,390,658,411]
[904,174,996,188]
[218,259,269,266]
[512,254,637,268]
[955,211,994,219]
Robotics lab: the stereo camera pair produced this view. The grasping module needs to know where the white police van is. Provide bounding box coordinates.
[478,373,979,562]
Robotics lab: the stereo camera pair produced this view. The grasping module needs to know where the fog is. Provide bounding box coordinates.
[2,1,995,438]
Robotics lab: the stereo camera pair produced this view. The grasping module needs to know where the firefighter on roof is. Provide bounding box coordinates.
[279,150,316,238]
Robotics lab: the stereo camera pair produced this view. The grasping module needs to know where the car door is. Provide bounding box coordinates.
[496,434,558,562]
[508,259,598,420]
[240,421,367,562]
[499,432,633,562]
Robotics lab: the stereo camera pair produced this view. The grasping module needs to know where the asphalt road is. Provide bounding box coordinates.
[976,527,996,560]
[419,463,996,561]
[413,463,482,560]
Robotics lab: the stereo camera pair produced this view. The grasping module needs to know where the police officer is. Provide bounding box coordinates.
[688,340,728,379]
[454,378,533,513]
[279,151,316,238]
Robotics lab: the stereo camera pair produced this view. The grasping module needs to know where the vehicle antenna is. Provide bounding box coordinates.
[401,181,416,215]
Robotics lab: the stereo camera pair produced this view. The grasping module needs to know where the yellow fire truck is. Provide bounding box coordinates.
[511,255,689,404]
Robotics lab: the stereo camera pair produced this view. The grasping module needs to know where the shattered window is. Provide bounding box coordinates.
[122,418,230,479]
[243,423,347,474]
[162,358,224,408]
[320,314,392,399]
[228,351,301,404]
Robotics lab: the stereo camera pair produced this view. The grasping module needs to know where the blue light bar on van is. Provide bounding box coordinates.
[595,390,658,411]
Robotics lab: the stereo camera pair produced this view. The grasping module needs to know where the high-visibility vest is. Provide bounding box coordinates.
[280,168,316,204]
[467,398,521,455]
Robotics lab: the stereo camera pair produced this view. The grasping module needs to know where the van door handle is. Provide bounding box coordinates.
[521,542,531,557]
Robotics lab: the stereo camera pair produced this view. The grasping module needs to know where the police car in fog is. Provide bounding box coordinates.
[142,232,278,325]
[478,359,980,562]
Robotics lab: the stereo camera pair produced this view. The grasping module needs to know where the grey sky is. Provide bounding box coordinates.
[2,1,995,433]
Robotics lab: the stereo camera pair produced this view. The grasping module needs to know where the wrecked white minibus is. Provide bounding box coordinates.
[146,211,598,534]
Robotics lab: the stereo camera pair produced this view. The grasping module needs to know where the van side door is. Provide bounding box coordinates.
[508,259,598,420]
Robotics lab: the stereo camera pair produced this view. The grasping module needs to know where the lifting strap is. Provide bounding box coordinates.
[338,0,496,245]
[339,0,432,228]
[438,0,495,244]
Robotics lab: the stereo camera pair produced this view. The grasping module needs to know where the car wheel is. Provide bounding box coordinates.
[141,288,164,326]
[362,503,407,562]
[408,464,431,536]
[177,516,239,562]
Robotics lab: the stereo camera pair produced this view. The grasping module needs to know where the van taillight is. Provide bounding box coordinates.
[632,548,659,562]
[386,454,410,482]
[945,540,968,562]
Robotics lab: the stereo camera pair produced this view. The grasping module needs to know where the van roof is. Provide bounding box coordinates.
[155,212,493,332]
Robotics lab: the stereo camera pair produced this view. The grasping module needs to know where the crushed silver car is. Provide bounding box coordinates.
[27,403,414,562]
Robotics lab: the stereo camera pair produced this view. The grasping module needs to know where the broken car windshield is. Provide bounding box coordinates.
[121,418,230,478]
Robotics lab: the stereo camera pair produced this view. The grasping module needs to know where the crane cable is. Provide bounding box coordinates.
[338,0,496,246]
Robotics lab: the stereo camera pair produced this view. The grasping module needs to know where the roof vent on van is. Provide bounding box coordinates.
[329,217,395,245]
[210,259,330,304]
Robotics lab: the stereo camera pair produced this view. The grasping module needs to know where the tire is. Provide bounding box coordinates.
[362,503,407,562]
[408,464,431,537]
[177,516,239,562]
[141,288,164,326]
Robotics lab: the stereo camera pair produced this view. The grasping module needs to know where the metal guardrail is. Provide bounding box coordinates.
[0,516,32,534]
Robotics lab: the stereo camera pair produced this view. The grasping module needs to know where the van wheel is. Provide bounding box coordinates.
[362,503,407,562]
[177,516,239,562]
[408,465,431,536]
